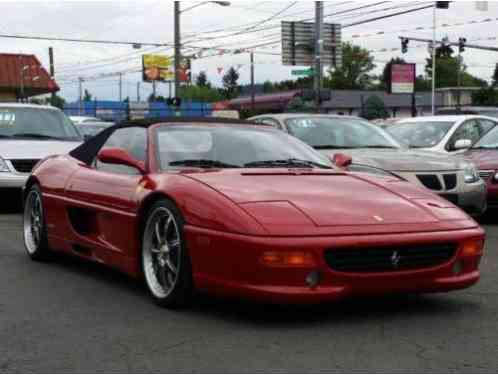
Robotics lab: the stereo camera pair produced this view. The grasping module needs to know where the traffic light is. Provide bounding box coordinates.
[401,38,409,54]
[458,37,467,53]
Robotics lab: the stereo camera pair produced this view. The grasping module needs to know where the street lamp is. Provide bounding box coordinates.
[174,1,231,97]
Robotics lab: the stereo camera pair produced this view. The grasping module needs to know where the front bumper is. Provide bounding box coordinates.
[0,172,28,188]
[186,225,484,304]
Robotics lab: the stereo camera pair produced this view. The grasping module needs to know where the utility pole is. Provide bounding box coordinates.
[174,1,181,99]
[152,80,157,100]
[136,82,141,102]
[118,73,123,101]
[78,77,83,115]
[48,47,55,106]
[250,52,255,112]
[314,1,324,113]
[19,55,24,102]
[457,53,462,109]
[432,4,436,115]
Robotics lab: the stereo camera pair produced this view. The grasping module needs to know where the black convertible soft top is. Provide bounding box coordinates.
[69,116,259,165]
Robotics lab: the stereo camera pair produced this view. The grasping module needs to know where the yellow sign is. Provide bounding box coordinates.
[142,54,173,82]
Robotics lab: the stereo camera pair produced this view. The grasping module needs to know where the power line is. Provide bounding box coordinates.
[0,33,171,47]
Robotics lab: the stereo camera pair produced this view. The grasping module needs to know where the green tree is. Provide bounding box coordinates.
[83,89,93,102]
[222,67,240,99]
[362,95,389,120]
[324,42,375,89]
[492,63,498,87]
[472,87,498,106]
[195,71,210,87]
[424,44,485,88]
[177,85,223,102]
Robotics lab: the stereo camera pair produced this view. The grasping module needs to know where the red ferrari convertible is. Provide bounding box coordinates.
[23,118,485,307]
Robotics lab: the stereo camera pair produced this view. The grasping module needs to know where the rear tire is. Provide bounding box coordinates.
[141,199,193,308]
[23,185,51,261]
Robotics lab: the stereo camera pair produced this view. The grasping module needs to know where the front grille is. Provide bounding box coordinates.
[417,174,442,190]
[10,159,40,173]
[443,174,457,190]
[439,193,459,205]
[479,170,493,181]
[324,243,457,273]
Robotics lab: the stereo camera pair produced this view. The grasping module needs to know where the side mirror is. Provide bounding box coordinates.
[97,148,146,174]
[331,153,353,168]
[454,139,472,150]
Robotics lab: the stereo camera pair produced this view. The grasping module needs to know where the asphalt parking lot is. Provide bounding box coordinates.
[1,206,498,373]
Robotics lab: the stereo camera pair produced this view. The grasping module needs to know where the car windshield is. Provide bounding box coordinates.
[76,124,107,137]
[473,126,498,149]
[0,107,82,141]
[387,121,455,148]
[284,117,401,149]
[155,124,332,169]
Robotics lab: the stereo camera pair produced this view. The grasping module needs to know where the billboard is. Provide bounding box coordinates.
[390,63,416,94]
[142,54,173,82]
[178,58,191,83]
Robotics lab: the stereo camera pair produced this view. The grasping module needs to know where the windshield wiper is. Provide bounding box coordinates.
[313,145,355,150]
[0,135,12,138]
[11,133,66,140]
[169,159,240,168]
[244,158,331,169]
[360,145,397,149]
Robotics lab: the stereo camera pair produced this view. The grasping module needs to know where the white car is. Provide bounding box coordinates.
[388,115,498,153]
[0,104,82,191]
[69,116,101,125]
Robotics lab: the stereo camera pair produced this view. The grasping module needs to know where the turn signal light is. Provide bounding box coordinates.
[260,251,316,268]
[461,239,484,256]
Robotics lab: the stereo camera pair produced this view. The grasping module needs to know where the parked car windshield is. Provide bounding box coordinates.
[473,126,498,149]
[387,121,455,148]
[0,107,82,141]
[155,124,332,169]
[76,124,108,138]
[284,116,401,149]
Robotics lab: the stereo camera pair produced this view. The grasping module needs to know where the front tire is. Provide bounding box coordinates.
[141,199,193,308]
[23,185,51,261]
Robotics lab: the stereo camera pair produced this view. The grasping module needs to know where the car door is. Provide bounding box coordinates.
[64,126,147,257]
[446,120,481,151]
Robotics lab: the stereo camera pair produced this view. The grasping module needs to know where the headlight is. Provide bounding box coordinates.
[463,163,479,183]
[0,157,9,172]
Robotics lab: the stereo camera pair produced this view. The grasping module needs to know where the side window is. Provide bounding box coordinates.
[477,119,496,136]
[95,127,147,175]
[447,120,480,150]
[260,118,282,129]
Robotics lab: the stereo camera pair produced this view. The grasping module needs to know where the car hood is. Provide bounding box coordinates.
[463,149,498,170]
[0,140,81,159]
[317,148,466,172]
[185,169,473,235]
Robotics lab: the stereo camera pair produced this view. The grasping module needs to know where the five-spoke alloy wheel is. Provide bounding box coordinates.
[23,185,51,260]
[142,199,193,307]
